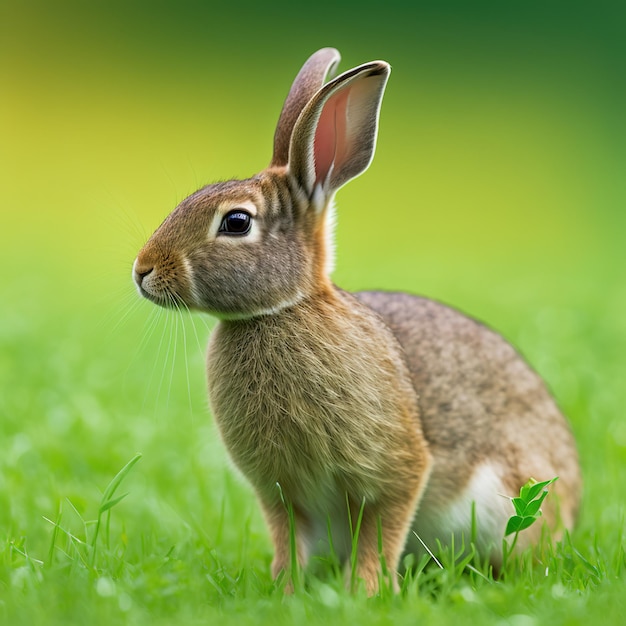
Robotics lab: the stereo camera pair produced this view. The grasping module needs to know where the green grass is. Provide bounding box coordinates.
[1,257,625,625]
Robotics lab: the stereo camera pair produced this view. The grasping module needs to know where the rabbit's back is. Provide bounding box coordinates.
[355,291,581,556]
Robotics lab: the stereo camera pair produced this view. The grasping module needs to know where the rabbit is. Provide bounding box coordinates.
[133,47,581,594]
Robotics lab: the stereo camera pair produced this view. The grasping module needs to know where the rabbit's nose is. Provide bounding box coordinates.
[133,258,154,287]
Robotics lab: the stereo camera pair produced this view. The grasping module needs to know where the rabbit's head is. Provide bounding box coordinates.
[133,48,390,318]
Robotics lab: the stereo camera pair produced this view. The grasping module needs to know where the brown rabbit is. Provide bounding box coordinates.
[133,48,581,594]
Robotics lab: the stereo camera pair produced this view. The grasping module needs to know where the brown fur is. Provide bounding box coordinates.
[207,289,431,592]
[133,49,581,594]
[356,293,580,563]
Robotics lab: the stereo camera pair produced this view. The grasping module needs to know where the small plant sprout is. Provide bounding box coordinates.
[90,453,143,568]
[503,477,558,561]
[276,482,301,593]
[43,454,143,572]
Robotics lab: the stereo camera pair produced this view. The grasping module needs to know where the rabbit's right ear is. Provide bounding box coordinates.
[286,60,390,207]
[271,48,341,168]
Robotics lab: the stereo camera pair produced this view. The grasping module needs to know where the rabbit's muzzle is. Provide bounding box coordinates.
[133,247,192,309]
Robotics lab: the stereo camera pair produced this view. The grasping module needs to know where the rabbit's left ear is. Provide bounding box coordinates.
[271,48,341,168]
[287,61,390,205]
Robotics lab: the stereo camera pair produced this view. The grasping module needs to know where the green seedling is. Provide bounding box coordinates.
[276,481,301,593]
[90,453,143,568]
[503,476,557,566]
[347,496,366,594]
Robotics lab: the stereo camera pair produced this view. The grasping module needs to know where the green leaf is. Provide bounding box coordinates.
[515,491,549,517]
[99,492,129,514]
[506,515,538,536]
[101,454,142,504]
[526,478,557,502]
[523,493,548,517]
[511,497,526,516]
[520,500,538,517]
[505,516,524,536]
[519,484,532,501]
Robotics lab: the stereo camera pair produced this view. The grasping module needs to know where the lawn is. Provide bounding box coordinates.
[1,2,626,624]
[3,256,625,625]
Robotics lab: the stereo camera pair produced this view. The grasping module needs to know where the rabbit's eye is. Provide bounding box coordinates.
[218,210,252,236]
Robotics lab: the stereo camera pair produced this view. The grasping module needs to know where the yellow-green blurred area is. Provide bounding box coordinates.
[3,0,625,304]
[2,2,626,454]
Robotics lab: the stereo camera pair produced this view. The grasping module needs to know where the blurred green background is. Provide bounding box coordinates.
[3,0,626,299]
[1,0,625,608]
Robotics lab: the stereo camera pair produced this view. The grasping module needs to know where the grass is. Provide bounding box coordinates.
[1,254,625,625]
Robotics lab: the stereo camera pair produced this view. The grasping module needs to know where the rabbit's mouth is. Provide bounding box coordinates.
[132,258,188,310]
[135,283,176,309]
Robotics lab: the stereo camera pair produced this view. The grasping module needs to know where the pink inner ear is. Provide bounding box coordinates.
[313,87,351,186]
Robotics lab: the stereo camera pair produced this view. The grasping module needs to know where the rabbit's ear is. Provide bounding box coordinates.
[271,48,341,167]
[287,60,390,205]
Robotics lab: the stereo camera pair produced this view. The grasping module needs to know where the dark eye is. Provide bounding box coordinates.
[218,210,252,236]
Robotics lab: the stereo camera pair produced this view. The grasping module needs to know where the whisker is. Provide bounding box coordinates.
[177,298,211,361]
[101,289,145,340]
[98,190,149,247]
[164,293,181,412]
[173,294,194,417]
[118,299,164,401]
[144,304,171,415]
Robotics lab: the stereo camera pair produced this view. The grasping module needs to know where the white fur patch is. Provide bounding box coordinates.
[324,198,337,276]
[214,289,306,321]
[412,462,511,561]
[131,258,141,294]
[180,255,200,307]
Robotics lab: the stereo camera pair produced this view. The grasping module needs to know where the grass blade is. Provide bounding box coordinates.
[101,454,143,504]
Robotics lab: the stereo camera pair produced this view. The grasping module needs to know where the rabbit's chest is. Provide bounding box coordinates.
[206,311,417,501]
[208,347,387,499]
[210,371,362,488]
